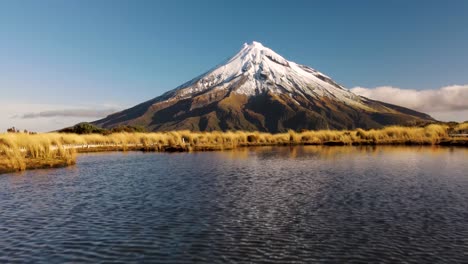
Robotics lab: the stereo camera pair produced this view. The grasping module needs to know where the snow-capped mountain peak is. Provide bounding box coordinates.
[93,41,434,132]
[235,41,289,67]
[171,41,363,107]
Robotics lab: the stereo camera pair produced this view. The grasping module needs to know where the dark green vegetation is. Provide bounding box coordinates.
[60,123,146,134]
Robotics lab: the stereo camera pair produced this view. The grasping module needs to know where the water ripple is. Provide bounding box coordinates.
[0,146,467,263]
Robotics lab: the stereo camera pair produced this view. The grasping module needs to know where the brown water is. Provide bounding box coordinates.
[0,146,467,263]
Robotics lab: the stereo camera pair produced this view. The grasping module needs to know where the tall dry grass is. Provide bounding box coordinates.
[454,122,468,132]
[0,133,76,173]
[1,124,463,173]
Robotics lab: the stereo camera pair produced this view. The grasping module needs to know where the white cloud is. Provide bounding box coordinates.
[351,85,468,122]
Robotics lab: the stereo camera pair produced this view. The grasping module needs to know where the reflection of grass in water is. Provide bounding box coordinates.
[209,144,468,161]
[1,124,467,173]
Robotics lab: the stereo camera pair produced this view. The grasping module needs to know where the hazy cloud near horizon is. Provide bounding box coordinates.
[351,85,468,122]
[0,102,123,132]
[17,109,119,119]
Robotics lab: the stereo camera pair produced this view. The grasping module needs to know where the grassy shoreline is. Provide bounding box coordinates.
[1,124,467,174]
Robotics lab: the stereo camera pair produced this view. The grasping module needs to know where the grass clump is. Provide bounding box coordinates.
[0,133,76,174]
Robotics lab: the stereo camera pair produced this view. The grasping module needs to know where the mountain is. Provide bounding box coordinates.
[93,41,434,132]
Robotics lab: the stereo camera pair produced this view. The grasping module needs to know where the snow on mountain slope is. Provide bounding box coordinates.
[165,41,366,108]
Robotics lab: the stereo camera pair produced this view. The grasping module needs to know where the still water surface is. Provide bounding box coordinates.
[0,146,467,263]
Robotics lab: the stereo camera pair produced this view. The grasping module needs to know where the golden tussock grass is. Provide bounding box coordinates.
[454,122,468,132]
[1,124,466,174]
[0,133,76,174]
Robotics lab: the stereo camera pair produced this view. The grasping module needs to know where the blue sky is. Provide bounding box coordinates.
[1,0,468,131]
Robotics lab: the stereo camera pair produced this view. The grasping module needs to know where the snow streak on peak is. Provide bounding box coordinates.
[170,41,365,108]
[243,41,264,48]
